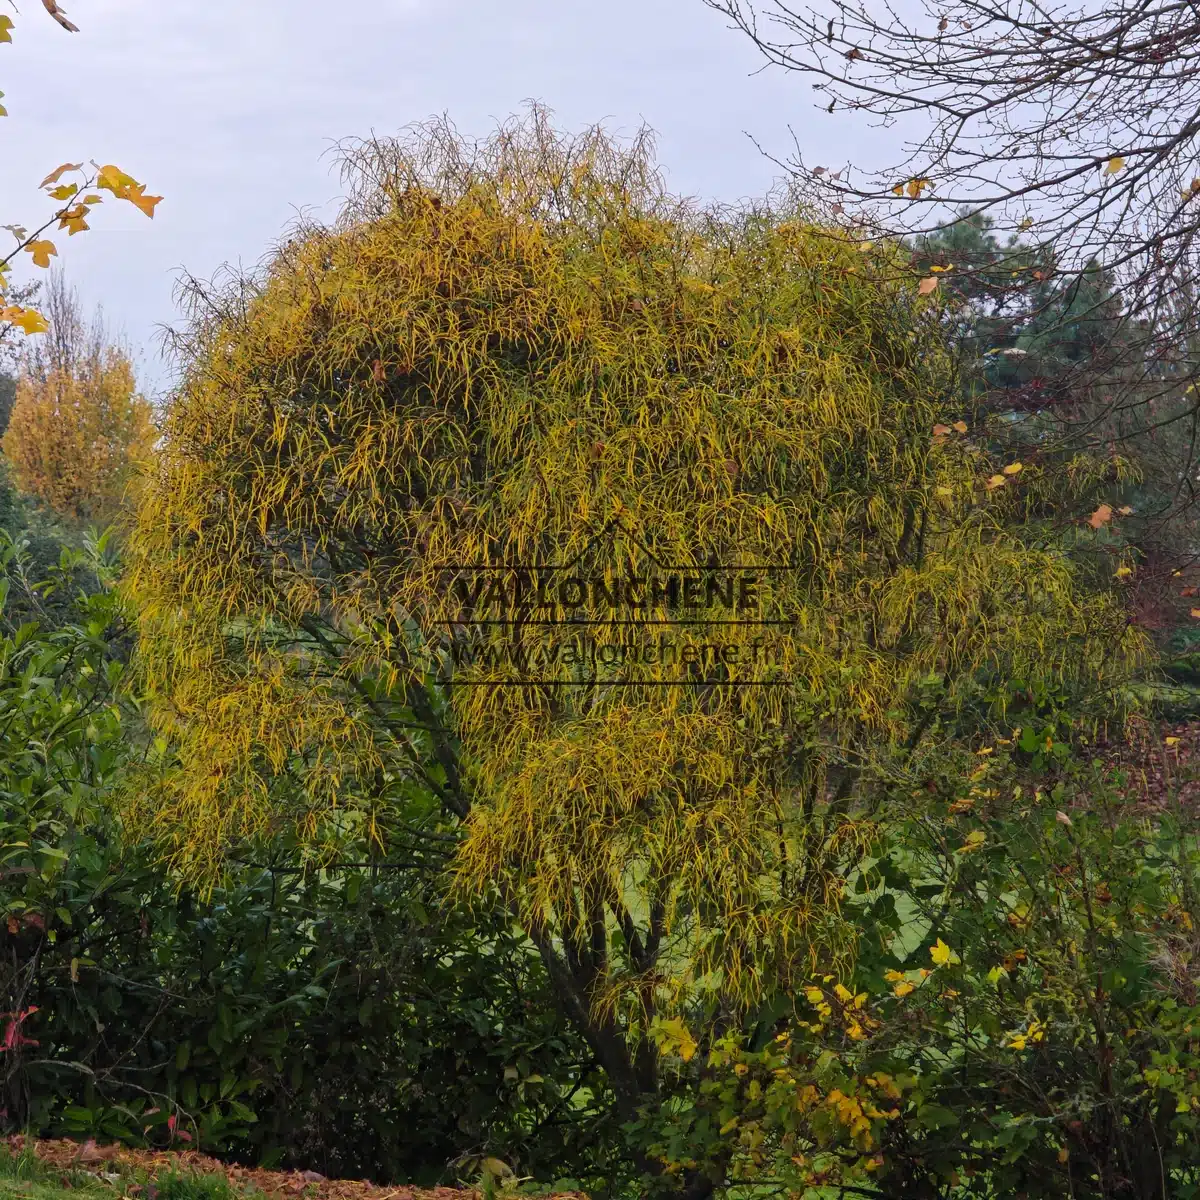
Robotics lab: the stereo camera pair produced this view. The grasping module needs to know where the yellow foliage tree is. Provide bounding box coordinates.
[126,108,1149,1186]
[3,307,155,520]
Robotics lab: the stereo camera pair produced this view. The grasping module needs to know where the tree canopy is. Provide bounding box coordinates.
[127,107,1149,1193]
[3,274,155,522]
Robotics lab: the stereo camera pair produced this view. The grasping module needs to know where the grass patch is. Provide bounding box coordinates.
[0,1148,249,1200]
[0,1144,112,1200]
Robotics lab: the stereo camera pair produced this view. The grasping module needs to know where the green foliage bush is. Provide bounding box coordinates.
[0,554,612,1189]
[635,745,1200,1198]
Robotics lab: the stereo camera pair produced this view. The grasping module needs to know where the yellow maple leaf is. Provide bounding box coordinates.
[917,276,938,295]
[1116,565,1133,578]
[656,1017,698,1062]
[1002,461,1023,475]
[892,981,915,997]
[906,177,932,198]
[1166,736,1181,746]
[47,182,78,201]
[39,162,83,189]
[952,420,968,433]
[96,163,139,198]
[986,474,1006,490]
[930,938,960,966]
[125,183,162,219]
[1104,155,1125,175]
[25,239,57,268]
[0,15,12,42]
[883,969,906,983]
[1117,505,1134,515]
[1,306,49,335]
[57,205,89,236]
[932,423,951,437]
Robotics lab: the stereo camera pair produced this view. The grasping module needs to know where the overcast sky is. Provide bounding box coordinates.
[0,0,892,397]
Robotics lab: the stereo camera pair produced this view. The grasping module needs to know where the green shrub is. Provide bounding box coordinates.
[0,556,613,1188]
[635,746,1200,1198]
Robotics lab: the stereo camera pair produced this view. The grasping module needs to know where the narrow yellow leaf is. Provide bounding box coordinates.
[42,1,79,33]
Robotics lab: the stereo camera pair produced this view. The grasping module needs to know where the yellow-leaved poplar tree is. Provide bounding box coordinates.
[126,107,1149,1178]
[3,275,154,519]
